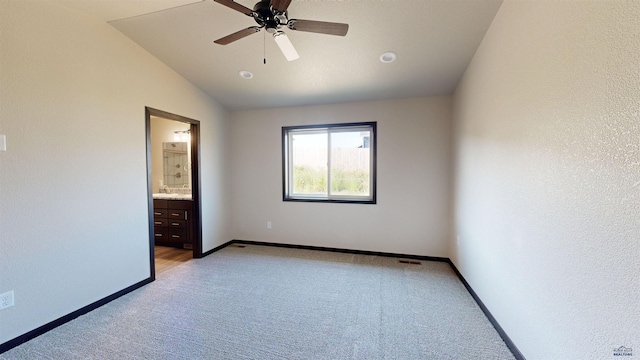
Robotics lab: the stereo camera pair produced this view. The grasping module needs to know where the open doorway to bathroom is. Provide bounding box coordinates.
[145,107,202,279]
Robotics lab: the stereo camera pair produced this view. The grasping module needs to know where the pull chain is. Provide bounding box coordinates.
[263,30,266,64]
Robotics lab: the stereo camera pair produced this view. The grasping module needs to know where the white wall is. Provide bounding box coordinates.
[452,1,639,359]
[0,0,230,344]
[230,97,451,257]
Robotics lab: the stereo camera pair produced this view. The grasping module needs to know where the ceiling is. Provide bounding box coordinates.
[52,0,503,111]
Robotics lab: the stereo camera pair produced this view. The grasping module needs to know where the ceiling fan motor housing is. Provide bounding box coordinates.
[253,0,286,32]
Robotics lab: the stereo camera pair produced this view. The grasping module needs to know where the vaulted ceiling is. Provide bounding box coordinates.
[52,0,503,111]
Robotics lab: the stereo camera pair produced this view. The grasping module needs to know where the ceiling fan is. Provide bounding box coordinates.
[213,0,349,61]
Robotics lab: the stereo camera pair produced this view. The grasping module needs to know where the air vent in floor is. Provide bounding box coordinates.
[229,244,246,248]
[398,259,421,265]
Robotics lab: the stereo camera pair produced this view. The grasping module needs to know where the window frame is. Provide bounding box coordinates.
[282,122,377,204]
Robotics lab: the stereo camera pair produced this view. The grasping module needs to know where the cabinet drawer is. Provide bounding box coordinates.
[168,229,188,242]
[167,200,192,210]
[153,227,168,240]
[168,219,187,229]
[153,218,168,227]
[168,210,187,220]
[153,209,168,219]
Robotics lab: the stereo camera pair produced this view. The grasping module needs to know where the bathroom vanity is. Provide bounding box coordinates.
[153,198,193,249]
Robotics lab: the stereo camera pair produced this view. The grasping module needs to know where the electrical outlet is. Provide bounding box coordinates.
[267,221,272,229]
[0,291,14,310]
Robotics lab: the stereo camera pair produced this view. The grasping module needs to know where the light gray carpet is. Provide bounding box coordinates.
[2,245,515,359]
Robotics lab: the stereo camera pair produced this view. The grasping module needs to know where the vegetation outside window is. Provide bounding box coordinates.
[282,122,376,203]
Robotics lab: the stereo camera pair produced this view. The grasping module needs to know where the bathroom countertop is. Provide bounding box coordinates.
[152,193,193,200]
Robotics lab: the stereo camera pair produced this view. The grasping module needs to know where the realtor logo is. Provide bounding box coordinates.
[613,346,633,357]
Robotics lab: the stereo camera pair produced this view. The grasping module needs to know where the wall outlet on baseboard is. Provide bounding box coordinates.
[0,291,14,310]
[267,221,272,230]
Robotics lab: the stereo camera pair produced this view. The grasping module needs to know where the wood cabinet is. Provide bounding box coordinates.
[153,199,193,249]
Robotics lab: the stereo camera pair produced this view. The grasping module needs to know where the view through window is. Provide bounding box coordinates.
[282,122,376,203]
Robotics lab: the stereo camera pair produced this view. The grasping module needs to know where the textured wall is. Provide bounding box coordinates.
[230,97,452,257]
[0,0,230,344]
[452,1,639,358]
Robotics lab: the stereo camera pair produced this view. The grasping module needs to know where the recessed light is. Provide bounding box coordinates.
[379,51,397,63]
[238,70,253,79]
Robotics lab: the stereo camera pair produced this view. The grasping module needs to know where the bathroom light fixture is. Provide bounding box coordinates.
[379,51,397,63]
[174,130,190,142]
[238,70,253,79]
[273,31,299,61]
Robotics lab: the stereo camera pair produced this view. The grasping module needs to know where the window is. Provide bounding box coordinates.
[282,122,376,203]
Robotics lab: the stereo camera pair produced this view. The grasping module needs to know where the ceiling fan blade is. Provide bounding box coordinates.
[270,0,292,13]
[214,27,261,45]
[273,31,299,61]
[288,19,349,36]
[213,0,253,16]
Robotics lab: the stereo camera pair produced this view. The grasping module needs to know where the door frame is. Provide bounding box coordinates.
[145,107,203,280]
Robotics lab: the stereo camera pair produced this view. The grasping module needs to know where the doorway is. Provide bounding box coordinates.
[145,107,202,280]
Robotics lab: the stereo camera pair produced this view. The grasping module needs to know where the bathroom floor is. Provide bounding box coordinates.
[154,246,192,275]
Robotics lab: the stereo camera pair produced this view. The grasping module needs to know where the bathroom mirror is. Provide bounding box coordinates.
[162,142,190,188]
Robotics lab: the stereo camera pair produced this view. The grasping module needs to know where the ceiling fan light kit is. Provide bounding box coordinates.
[213,0,349,61]
[273,31,299,61]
